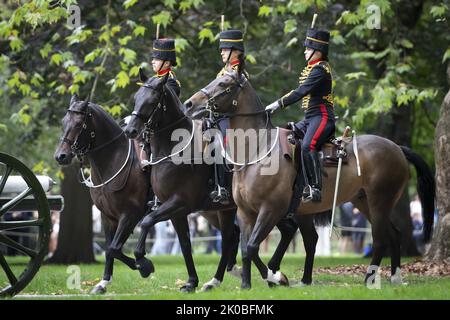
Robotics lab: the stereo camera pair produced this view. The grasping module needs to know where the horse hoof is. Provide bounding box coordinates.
[267,270,289,287]
[90,285,106,294]
[201,278,221,292]
[227,265,242,279]
[201,284,214,292]
[136,257,154,278]
[241,283,251,290]
[180,284,196,293]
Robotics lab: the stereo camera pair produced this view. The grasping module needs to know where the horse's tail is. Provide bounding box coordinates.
[400,146,435,242]
[314,209,332,227]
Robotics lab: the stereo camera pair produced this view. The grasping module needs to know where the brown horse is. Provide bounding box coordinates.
[185,68,435,289]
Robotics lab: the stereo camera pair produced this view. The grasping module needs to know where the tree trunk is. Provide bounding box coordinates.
[426,63,450,262]
[49,162,95,264]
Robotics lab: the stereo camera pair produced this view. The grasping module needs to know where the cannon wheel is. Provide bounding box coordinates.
[0,153,51,297]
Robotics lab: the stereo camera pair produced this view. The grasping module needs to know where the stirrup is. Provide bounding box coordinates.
[147,196,161,210]
[210,186,230,204]
[302,185,321,203]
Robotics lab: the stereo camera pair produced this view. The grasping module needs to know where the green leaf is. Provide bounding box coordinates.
[133,26,146,37]
[399,39,413,49]
[258,5,272,17]
[84,49,101,63]
[116,71,130,88]
[39,43,52,58]
[164,0,177,9]
[286,37,298,48]
[123,0,139,9]
[443,47,450,63]
[284,19,297,34]
[129,66,140,77]
[119,48,137,65]
[245,54,256,64]
[50,53,63,65]
[175,38,188,52]
[152,11,172,27]
[344,72,367,80]
[55,84,67,94]
[10,37,24,52]
[119,35,132,45]
[198,28,214,44]
[110,25,121,36]
[430,4,448,18]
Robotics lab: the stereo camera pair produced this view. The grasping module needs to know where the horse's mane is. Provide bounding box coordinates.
[88,102,122,130]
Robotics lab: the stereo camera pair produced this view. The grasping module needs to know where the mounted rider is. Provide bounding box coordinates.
[147,38,181,208]
[151,38,181,97]
[209,29,247,204]
[265,19,335,203]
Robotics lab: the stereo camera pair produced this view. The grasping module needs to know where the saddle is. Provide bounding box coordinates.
[279,124,349,167]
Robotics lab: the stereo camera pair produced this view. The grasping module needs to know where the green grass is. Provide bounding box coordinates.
[3,254,450,300]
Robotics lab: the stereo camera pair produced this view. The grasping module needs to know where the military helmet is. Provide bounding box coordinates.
[219,29,244,52]
[304,28,330,56]
[152,38,177,66]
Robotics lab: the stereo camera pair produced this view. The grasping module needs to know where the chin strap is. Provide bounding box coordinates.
[157,60,166,74]
[226,49,233,65]
[306,49,316,63]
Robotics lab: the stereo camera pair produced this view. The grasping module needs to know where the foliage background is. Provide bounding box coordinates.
[0,0,448,181]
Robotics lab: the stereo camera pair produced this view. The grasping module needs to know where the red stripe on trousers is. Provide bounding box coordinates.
[310,104,328,151]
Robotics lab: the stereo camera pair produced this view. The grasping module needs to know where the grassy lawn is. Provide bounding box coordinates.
[3,254,450,300]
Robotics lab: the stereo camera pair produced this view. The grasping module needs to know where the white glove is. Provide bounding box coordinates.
[265,101,280,113]
[123,115,131,125]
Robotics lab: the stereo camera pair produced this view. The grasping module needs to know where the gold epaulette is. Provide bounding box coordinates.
[169,71,181,87]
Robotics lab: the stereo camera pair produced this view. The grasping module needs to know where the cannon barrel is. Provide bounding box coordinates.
[0,175,56,193]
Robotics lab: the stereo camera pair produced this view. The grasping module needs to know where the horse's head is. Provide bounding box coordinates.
[124,68,169,139]
[184,68,245,120]
[54,94,93,165]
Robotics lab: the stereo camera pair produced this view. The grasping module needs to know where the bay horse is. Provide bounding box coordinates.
[123,70,325,291]
[184,68,435,289]
[54,95,240,293]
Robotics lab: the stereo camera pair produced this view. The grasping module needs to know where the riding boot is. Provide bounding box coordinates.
[302,151,322,203]
[210,163,230,205]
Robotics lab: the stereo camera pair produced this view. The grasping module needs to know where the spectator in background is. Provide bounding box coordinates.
[410,194,424,254]
[152,221,175,255]
[352,207,367,254]
[48,210,60,257]
[338,202,354,255]
[92,205,104,255]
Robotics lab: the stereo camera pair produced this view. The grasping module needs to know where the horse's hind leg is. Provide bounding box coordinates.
[295,214,318,285]
[364,200,393,287]
[226,223,240,274]
[267,217,298,274]
[91,220,116,294]
[388,221,402,284]
[171,215,199,293]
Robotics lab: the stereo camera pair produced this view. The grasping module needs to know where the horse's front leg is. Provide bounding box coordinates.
[171,215,198,293]
[91,220,116,294]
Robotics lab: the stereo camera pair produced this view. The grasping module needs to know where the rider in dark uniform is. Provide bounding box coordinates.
[209,29,247,204]
[266,28,335,203]
[151,38,181,97]
[147,38,181,209]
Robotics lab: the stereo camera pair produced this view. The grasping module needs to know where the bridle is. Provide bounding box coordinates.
[60,102,95,156]
[60,102,124,157]
[200,72,245,119]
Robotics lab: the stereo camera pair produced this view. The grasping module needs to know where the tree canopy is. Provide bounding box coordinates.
[0,0,448,179]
